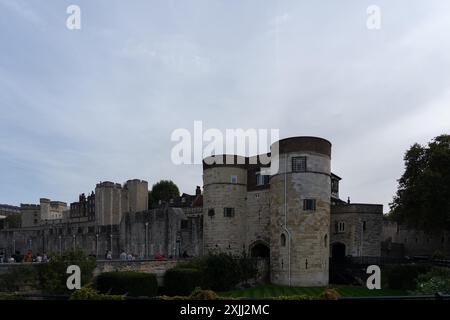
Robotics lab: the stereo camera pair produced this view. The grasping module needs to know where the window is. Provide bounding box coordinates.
[256,173,264,186]
[181,220,188,229]
[224,207,235,217]
[331,179,339,194]
[255,193,260,199]
[208,208,215,217]
[337,221,345,233]
[362,221,366,231]
[255,172,268,186]
[231,175,238,184]
[281,234,286,247]
[324,234,328,248]
[303,199,316,211]
[292,157,307,172]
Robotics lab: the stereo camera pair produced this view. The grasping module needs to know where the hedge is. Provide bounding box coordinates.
[95,272,158,297]
[164,268,203,296]
[383,264,431,290]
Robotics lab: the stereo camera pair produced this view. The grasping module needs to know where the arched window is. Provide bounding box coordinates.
[280,234,286,247]
[324,234,328,248]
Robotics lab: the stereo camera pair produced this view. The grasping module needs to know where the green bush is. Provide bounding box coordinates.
[69,286,125,300]
[173,253,259,292]
[0,292,23,300]
[95,272,158,297]
[383,264,430,290]
[199,253,242,291]
[415,267,450,294]
[238,254,258,284]
[0,265,39,292]
[37,250,96,294]
[164,268,203,296]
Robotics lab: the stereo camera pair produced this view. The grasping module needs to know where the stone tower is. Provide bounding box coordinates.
[124,179,149,213]
[95,179,148,226]
[202,155,248,255]
[269,137,331,286]
[95,182,124,226]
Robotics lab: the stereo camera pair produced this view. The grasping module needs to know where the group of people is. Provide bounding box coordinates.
[0,250,49,263]
[119,250,138,261]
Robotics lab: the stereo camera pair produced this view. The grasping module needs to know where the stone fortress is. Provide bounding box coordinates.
[1,136,448,286]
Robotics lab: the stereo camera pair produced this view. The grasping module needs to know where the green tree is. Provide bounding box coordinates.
[390,134,450,231]
[148,180,180,208]
[37,250,96,294]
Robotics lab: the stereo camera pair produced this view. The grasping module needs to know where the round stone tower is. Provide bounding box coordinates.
[269,137,331,286]
[202,155,248,255]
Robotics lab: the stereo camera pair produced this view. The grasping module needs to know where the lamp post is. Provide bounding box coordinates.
[95,233,99,258]
[145,222,149,259]
[110,234,113,258]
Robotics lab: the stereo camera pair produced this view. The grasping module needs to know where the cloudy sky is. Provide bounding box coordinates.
[1,0,449,211]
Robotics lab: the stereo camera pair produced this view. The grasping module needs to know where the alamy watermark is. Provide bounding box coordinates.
[66,5,81,30]
[367,5,381,30]
[66,265,81,290]
[171,121,280,175]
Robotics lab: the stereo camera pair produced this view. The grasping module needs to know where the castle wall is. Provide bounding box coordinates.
[330,204,383,257]
[382,220,450,257]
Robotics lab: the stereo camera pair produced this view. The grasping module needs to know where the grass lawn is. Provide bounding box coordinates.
[219,284,407,298]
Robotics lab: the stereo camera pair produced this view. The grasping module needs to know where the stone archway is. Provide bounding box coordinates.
[331,242,346,262]
[249,241,270,258]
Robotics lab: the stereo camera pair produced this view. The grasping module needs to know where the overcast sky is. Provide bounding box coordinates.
[1,0,449,212]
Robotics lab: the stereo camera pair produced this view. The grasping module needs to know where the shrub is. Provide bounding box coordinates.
[172,253,259,292]
[383,264,430,290]
[0,265,39,292]
[164,268,203,296]
[69,286,125,300]
[238,254,258,284]
[415,267,450,295]
[95,272,158,297]
[0,293,23,300]
[36,250,96,294]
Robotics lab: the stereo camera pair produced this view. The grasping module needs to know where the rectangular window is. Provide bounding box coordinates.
[338,221,345,233]
[181,220,188,229]
[224,207,235,218]
[292,156,307,172]
[303,199,316,211]
[256,172,264,186]
[362,221,366,231]
[231,175,238,184]
[331,180,339,194]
